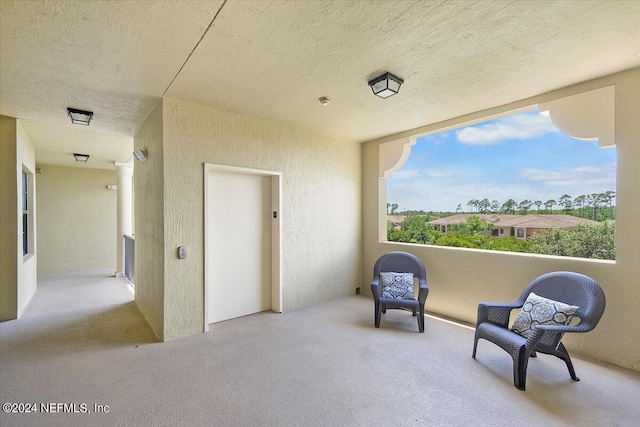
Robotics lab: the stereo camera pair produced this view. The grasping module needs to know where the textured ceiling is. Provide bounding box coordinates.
[1,0,639,168]
[0,0,224,168]
[19,120,134,170]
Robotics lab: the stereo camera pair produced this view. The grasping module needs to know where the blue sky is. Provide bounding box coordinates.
[387,110,617,212]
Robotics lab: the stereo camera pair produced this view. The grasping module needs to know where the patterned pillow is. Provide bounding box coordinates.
[380,272,415,300]
[511,292,579,338]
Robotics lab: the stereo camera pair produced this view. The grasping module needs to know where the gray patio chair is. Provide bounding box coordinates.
[371,251,429,332]
[472,271,606,390]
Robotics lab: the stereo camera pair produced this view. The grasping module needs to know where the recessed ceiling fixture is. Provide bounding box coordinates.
[318,97,330,106]
[67,108,94,125]
[368,72,404,99]
[133,149,147,162]
[73,153,90,163]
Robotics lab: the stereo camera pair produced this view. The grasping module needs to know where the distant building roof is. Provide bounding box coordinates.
[429,214,599,229]
[387,215,406,226]
[429,214,507,225]
[493,214,599,229]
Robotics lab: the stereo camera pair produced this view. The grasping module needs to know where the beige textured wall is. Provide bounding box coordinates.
[0,117,37,320]
[133,102,165,340]
[0,116,18,320]
[35,165,117,274]
[362,68,640,370]
[16,122,37,316]
[160,98,362,340]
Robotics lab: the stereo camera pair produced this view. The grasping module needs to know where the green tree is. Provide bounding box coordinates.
[389,214,614,260]
[528,223,615,260]
[388,214,442,245]
[603,190,615,208]
[485,236,531,252]
[602,190,616,220]
[434,231,485,248]
[491,200,500,213]
[478,198,490,213]
[574,195,586,218]
[518,199,532,215]
[468,215,495,234]
[501,199,517,214]
[544,199,556,213]
[433,231,530,253]
[449,215,495,235]
[586,194,599,220]
[559,194,572,214]
[534,200,543,214]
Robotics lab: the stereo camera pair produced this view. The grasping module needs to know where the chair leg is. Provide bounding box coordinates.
[472,330,480,359]
[555,343,580,381]
[374,301,381,328]
[418,303,425,333]
[381,303,386,314]
[513,347,528,391]
[530,351,537,358]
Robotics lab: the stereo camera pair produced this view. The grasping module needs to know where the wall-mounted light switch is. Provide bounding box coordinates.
[178,246,188,259]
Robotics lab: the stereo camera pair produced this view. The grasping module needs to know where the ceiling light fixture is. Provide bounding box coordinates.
[367,72,404,99]
[67,108,94,125]
[133,149,147,162]
[318,97,330,106]
[73,153,90,163]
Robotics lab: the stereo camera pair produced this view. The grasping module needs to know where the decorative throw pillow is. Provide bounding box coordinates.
[511,292,579,338]
[380,272,415,300]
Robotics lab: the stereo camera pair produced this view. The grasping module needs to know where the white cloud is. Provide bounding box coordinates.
[426,168,460,178]
[389,169,421,180]
[390,168,461,180]
[421,132,450,145]
[518,163,616,189]
[387,162,617,212]
[456,113,558,145]
[387,177,538,212]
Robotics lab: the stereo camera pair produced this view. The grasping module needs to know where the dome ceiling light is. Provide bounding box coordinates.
[367,72,404,99]
[67,107,94,125]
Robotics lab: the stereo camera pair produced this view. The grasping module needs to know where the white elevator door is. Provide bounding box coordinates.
[208,170,272,323]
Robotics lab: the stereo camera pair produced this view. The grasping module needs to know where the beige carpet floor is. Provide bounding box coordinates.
[1,270,639,427]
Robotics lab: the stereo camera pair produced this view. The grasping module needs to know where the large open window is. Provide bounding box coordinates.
[385,108,616,260]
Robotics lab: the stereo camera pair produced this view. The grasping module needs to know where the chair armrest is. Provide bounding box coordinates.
[524,323,592,350]
[477,302,520,328]
[533,323,592,334]
[418,280,429,304]
[370,277,380,300]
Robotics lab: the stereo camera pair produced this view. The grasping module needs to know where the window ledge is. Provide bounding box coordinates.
[380,240,616,265]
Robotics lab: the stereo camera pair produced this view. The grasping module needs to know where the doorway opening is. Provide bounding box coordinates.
[204,164,282,332]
